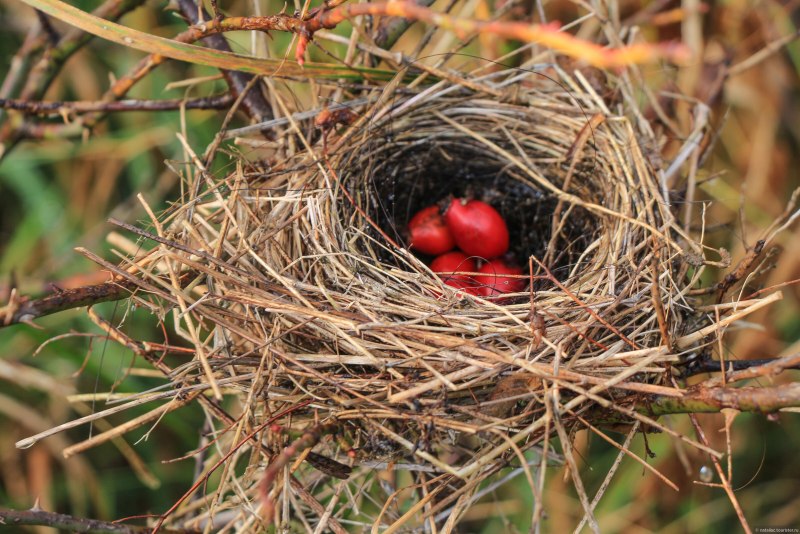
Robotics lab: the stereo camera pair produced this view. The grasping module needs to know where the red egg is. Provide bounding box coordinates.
[431,251,479,294]
[444,199,509,259]
[408,205,456,255]
[476,259,526,298]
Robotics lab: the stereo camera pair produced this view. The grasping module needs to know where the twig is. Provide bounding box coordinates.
[727,28,800,76]
[1,0,147,156]
[642,383,800,415]
[0,506,191,533]
[0,94,232,114]
[1,279,136,326]
[678,353,800,378]
[573,414,678,491]
[687,414,752,533]
[188,2,690,67]
[17,0,147,103]
[222,97,375,138]
[551,396,599,533]
[4,0,273,149]
[692,189,800,297]
[573,422,640,533]
[701,352,800,387]
[0,27,44,125]
[173,0,273,124]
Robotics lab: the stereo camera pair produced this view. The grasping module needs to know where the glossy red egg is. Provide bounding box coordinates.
[476,259,526,298]
[408,205,456,255]
[431,251,479,294]
[444,199,509,259]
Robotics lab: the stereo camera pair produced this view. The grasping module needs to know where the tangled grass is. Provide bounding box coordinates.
[46,60,785,532]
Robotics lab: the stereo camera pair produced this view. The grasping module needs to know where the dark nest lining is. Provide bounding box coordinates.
[337,98,608,281]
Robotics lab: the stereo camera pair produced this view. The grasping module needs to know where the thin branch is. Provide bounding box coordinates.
[1,0,147,156]
[697,353,800,391]
[678,355,800,378]
[643,383,800,416]
[173,0,273,124]
[0,94,232,114]
[0,507,192,533]
[18,0,147,103]
[3,0,273,150]
[688,414,752,533]
[187,1,690,67]
[727,28,800,76]
[1,279,136,326]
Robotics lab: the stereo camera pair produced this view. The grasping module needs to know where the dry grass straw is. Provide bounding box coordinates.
[66,62,785,531]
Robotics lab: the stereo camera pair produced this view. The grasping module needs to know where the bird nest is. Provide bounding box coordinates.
[98,64,778,531]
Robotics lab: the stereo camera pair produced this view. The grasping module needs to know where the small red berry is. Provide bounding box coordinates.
[476,259,526,298]
[443,199,509,259]
[431,251,479,294]
[408,205,456,255]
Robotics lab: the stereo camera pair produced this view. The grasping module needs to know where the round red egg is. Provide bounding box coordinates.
[431,251,479,294]
[476,259,526,298]
[444,199,509,259]
[408,205,456,255]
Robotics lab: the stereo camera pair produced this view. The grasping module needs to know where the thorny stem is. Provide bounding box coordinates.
[591,380,800,428]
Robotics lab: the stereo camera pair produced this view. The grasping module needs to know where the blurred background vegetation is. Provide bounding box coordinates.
[1,0,799,531]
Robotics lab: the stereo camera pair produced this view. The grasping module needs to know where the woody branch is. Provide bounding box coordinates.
[188,0,691,67]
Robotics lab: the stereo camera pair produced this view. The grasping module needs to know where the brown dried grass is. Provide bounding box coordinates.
[82,60,786,532]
